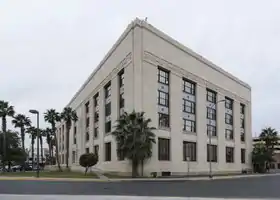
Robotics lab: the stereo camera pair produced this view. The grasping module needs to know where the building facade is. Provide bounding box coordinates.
[56,18,252,176]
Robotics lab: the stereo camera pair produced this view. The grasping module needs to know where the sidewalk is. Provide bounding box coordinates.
[0,172,279,182]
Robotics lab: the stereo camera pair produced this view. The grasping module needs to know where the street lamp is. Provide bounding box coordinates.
[208,99,226,179]
[29,109,40,178]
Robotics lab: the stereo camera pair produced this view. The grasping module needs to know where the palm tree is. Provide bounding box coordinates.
[12,114,31,155]
[44,109,61,171]
[61,107,78,169]
[0,100,15,170]
[259,127,279,169]
[26,126,37,168]
[42,128,53,164]
[38,129,44,165]
[112,111,156,177]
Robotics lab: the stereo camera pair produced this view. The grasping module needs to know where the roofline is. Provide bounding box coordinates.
[66,17,251,108]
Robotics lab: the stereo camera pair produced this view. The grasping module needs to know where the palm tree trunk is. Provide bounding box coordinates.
[65,126,70,169]
[52,126,62,171]
[132,159,138,178]
[40,136,43,167]
[2,117,7,172]
[21,128,25,172]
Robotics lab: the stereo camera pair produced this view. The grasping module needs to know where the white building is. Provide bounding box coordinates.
[56,18,252,176]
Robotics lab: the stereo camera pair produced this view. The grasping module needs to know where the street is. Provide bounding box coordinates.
[0,175,279,198]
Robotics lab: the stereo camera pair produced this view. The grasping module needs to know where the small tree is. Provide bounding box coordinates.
[79,153,98,175]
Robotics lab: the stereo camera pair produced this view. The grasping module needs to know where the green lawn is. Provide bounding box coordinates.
[0,171,98,179]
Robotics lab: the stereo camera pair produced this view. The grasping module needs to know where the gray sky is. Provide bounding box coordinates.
[1,0,279,147]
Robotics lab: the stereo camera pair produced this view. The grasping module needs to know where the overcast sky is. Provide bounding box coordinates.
[1,0,279,147]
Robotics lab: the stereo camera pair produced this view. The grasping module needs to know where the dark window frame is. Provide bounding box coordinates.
[158,67,169,85]
[158,138,170,161]
[183,99,195,114]
[183,119,196,132]
[119,69,124,87]
[207,107,216,120]
[105,142,111,161]
[225,113,233,125]
[206,89,216,103]
[226,147,234,163]
[225,97,233,110]
[207,144,218,162]
[105,121,111,133]
[207,125,217,137]
[158,90,169,107]
[104,82,111,98]
[225,129,234,140]
[183,141,197,161]
[105,102,111,116]
[158,113,170,128]
[241,148,246,164]
[183,79,195,95]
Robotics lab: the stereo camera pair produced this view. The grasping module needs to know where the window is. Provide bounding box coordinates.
[241,118,245,129]
[86,148,89,154]
[207,144,217,162]
[207,107,216,120]
[117,143,125,161]
[94,112,99,122]
[183,141,197,161]
[183,119,196,132]
[105,121,111,133]
[72,151,76,163]
[225,113,233,125]
[158,68,169,85]
[119,69,124,87]
[225,97,233,110]
[94,93,99,107]
[86,117,90,127]
[207,125,217,136]
[241,149,246,164]
[105,102,111,116]
[241,132,245,142]
[158,138,170,161]
[225,129,234,140]
[105,142,111,161]
[183,79,195,95]
[207,89,216,103]
[240,103,245,115]
[85,131,89,141]
[183,99,195,114]
[158,91,169,106]
[85,101,89,113]
[94,127,98,138]
[94,145,99,156]
[104,82,111,98]
[120,93,124,108]
[226,147,234,163]
[158,113,169,128]
[73,126,77,144]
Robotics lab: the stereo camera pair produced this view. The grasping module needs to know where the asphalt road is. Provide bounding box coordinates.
[0,176,279,198]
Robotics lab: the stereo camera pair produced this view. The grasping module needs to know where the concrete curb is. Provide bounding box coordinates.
[0,173,279,182]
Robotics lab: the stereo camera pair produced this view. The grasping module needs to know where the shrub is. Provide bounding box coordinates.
[79,153,98,175]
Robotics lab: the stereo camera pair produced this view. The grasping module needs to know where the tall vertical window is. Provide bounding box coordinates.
[225,97,233,110]
[94,93,99,107]
[207,144,218,162]
[105,102,111,116]
[85,101,89,114]
[207,125,217,136]
[158,138,170,161]
[241,148,246,164]
[226,147,234,163]
[240,104,245,115]
[158,113,169,128]
[206,90,216,103]
[158,91,169,106]
[225,129,233,140]
[120,93,125,108]
[183,99,195,114]
[183,141,197,161]
[119,69,124,87]
[207,107,216,120]
[105,121,111,133]
[86,117,90,127]
[183,119,196,132]
[73,126,77,144]
[104,82,111,98]
[85,131,89,141]
[94,127,98,138]
[105,142,111,161]
[183,79,195,95]
[94,145,99,156]
[158,68,169,85]
[225,113,233,125]
[117,143,125,161]
[240,103,245,142]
